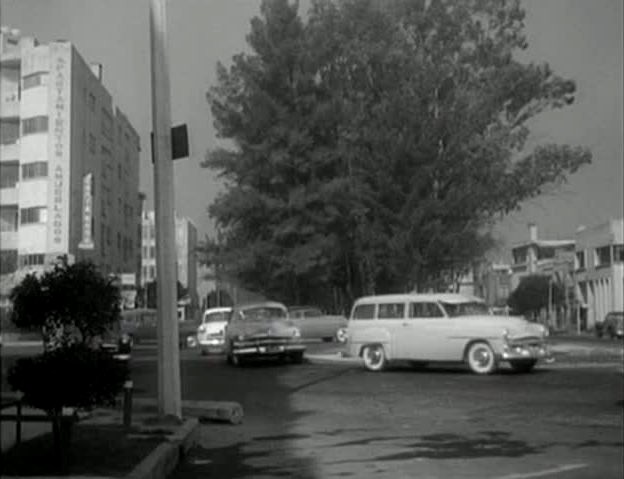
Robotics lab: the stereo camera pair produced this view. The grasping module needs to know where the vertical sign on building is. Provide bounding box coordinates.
[47,43,71,254]
[78,172,94,249]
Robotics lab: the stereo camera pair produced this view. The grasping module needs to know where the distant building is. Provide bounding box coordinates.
[140,211,198,314]
[475,263,512,308]
[574,219,624,331]
[510,223,576,291]
[0,27,141,302]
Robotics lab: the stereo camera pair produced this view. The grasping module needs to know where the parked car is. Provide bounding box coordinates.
[288,306,348,342]
[196,307,232,355]
[224,301,305,366]
[595,311,624,339]
[346,293,552,374]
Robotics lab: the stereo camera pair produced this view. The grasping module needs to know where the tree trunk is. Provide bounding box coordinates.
[50,409,72,475]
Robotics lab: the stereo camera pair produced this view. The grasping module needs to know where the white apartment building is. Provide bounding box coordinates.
[574,219,624,330]
[140,210,198,309]
[0,27,142,298]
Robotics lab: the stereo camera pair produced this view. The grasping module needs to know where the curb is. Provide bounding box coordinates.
[126,417,198,479]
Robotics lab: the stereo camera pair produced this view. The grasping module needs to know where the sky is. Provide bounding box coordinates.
[1,0,622,260]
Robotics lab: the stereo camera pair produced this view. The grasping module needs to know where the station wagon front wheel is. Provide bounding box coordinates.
[466,341,498,375]
[362,344,387,372]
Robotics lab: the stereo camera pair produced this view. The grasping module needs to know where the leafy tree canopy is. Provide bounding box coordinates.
[202,0,591,309]
[507,274,564,316]
[9,258,121,347]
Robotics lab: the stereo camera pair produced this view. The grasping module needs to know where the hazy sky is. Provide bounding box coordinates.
[2,0,622,258]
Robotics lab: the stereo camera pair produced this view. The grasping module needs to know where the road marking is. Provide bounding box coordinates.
[494,463,588,479]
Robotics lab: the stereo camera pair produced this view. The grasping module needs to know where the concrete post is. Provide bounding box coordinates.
[149,0,182,419]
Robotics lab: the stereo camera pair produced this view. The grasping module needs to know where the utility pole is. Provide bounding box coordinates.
[149,0,182,419]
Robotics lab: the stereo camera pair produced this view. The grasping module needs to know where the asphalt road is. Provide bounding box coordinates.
[2,340,622,478]
[121,344,623,479]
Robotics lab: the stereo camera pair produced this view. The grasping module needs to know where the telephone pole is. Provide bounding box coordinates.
[149,0,182,419]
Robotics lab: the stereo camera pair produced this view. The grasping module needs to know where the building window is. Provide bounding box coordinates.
[22,72,49,90]
[149,265,156,280]
[613,244,624,263]
[19,253,45,267]
[595,246,611,267]
[0,119,20,145]
[512,248,527,265]
[89,93,96,111]
[0,205,19,232]
[0,249,18,274]
[149,245,155,259]
[537,247,555,260]
[117,232,122,250]
[20,206,47,224]
[0,161,19,188]
[101,108,113,139]
[89,134,96,153]
[21,161,48,180]
[575,251,585,270]
[22,116,49,135]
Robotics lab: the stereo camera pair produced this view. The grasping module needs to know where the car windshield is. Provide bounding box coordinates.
[238,307,287,321]
[203,311,230,323]
[441,301,490,317]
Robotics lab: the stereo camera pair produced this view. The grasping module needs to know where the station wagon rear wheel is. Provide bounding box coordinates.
[362,344,387,372]
[336,328,348,343]
[466,342,498,375]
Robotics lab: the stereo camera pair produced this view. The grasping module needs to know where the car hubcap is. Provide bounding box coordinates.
[366,347,382,367]
[472,347,491,370]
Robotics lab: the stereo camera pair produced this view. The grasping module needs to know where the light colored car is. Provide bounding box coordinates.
[346,293,552,374]
[197,307,232,355]
[288,306,348,342]
[224,301,305,366]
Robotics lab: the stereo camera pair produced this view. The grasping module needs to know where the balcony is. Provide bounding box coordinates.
[0,50,20,67]
[0,231,18,250]
[0,186,18,205]
[0,142,19,161]
[0,94,20,119]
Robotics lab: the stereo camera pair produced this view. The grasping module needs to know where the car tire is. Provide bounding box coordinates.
[509,359,537,374]
[362,344,387,372]
[466,341,498,375]
[290,351,304,364]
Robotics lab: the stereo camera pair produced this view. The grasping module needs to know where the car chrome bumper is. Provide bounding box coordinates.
[501,343,553,362]
[233,343,306,356]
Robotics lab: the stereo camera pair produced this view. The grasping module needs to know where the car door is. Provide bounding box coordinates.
[398,302,449,361]
[376,302,407,360]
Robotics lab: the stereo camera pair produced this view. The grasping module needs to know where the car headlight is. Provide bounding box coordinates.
[292,328,301,338]
[541,325,549,338]
[236,334,246,341]
[120,333,131,343]
[502,328,510,344]
[198,325,206,334]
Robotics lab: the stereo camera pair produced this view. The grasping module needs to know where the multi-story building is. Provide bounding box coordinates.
[510,223,576,291]
[140,210,198,315]
[0,27,142,303]
[574,219,624,331]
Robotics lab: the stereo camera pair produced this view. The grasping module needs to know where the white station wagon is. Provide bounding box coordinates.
[346,293,552,374]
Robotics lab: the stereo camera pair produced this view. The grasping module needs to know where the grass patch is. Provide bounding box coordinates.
[0,423,166,477]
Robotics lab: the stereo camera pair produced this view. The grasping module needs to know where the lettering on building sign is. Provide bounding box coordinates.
[79,173,94,249]
[51,56,66,246]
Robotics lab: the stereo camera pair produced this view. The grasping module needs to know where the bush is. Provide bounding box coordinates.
[8,343,128,413]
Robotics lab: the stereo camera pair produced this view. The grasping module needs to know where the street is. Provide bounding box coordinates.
[127,343,623,479]
[2,340,622,478]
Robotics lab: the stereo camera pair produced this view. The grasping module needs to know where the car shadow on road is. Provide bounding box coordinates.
[382,362,550,376]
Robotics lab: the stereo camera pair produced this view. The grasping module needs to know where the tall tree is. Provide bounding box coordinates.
[203,0,591,309]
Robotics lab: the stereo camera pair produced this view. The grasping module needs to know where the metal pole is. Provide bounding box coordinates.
[149,0,182,419]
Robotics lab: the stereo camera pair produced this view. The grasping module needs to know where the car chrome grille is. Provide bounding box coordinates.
[234,336,298,347]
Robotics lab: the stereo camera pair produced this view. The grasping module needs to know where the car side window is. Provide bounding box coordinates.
[378,303,405,319]
[352,304,375,320]
[409,302,444,318]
